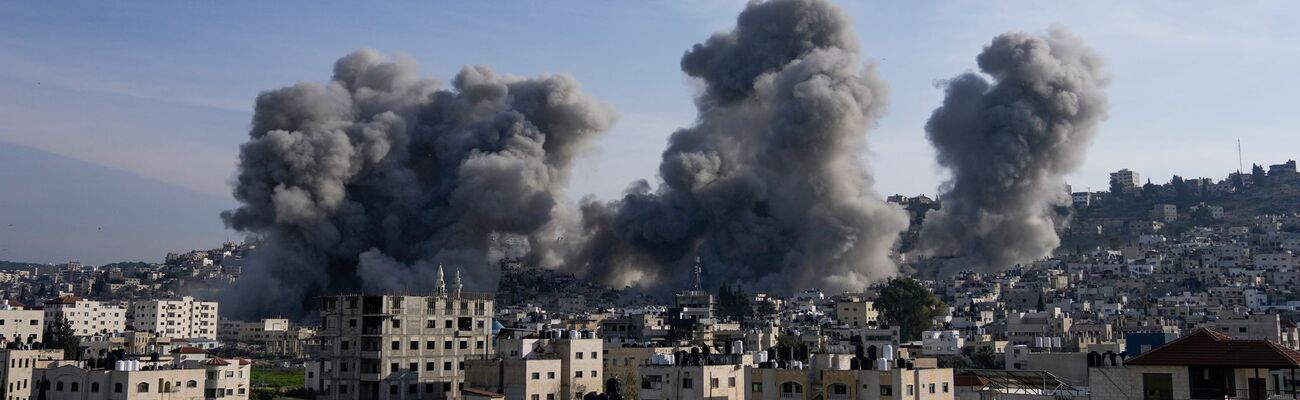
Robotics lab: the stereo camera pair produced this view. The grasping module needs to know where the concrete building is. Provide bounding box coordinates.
[1089,329,1299,400]
[465,330,603,400]
[834,298,877,329]
[0,349,63,400]
[1110,169,1141,191]
[130,296,218,340]
[43,296,127,337]
[1154,204,1178,223]
[747,358,955,400]
[218,318,313,356]
[313,267,495,399]
[639,363,746,400]
[31,356,249,400]
[0,302,44,346]
[920,331,963,357]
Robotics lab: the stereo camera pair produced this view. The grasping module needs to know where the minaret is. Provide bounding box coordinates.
[435,264,448,298]
[453,268,464,298]
[691,257,703,292]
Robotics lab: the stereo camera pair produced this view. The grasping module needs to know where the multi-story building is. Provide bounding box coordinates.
[0,349,63,400]
[0,301,45,346]
[465,329,602,400]
[1110,169,1141,191]
[834,297,877,329]
[43,296,127,337]
[919,331,963,357]
[130,296,219,340]
[32,356,250,400]
[218,318,314,356]
[314,267,494,399]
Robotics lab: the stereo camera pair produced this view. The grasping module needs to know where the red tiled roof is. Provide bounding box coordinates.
[170,346,207,354]
[204,359,230,366]
[44,296,82,305]
[238,359,251,365]
[1126,328,1300,368]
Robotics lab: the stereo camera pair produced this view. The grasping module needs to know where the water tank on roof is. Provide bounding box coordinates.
[732,340,743,355]
[115,360,126,371]
[877,358,890,371]
[883,344,894,360]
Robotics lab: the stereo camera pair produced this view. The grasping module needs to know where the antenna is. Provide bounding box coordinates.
[1237,139,1243,175]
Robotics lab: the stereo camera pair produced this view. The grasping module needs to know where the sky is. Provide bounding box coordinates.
[2,1,1299,264]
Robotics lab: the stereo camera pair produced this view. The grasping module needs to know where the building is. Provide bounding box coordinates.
[218,318,314,356]
[465,329,603,400]
[920,331,963,357]
[43,296,128,337]
[639,362,747,400]
[1090,329,1300,400]
[747,356,954,400]
[32,355,250,400]
[1154,204,1178,223]
[0,301,44,346]
[313,267,495,399]
[834,298,877,329]
[1110,169,1141,191]
[130,296,219,340]
[0,349,63,400]
[1070,192,1091,207]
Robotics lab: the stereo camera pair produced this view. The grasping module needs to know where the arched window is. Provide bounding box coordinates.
[91,382,100,392]
[137,382,150,393]
[71,382,80,392]
[114,383,123,393]
[186,380,198,388]
[55,381,64,391]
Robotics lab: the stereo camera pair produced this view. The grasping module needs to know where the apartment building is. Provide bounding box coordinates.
[0,301,44,345]
[314,268,495,399]
[218,318,313,356]
[0,349,63,400]
[130,296,219,340]
[466,330,603,400]
[43,296,127,337]
[834,298,877,329]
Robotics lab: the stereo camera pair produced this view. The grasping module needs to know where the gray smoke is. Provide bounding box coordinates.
[916,27,1109,272]
[569,0,909,293]
[221,49,614,318]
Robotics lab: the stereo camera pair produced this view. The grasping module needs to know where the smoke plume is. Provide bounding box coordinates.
[221,50,614,318]
[569,0,909,293]
[916,28,1109,272]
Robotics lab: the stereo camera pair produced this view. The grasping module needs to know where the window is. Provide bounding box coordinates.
[409,362,417,371]
[880,385,893,396]
[577,352,584,359]
[71,382,79,392]
[91,382,100,392]
[444,340,452,350]
[349,319,357,327]
[187,380,198,388]
[728,377,735,387]
[591,351,598,359]
[408,384,417,394]
[781,382,803,395]
[392,340,400,350]
[460,340,468,349]
[710,378,718,388]
[444,361,452,371]
[752,383,763,392]
[138,383,150,393]
[943,383,950,393]
[532,372,540,380]
[56,382,64,391]
[390,384,398,395]
[547,394,555,400]
[532,395,540,400]
[427,340,435,349]
[830,384,848,395]
[392,319,401,328]
[577,371,584,378]
[548,372,556,379]
[907,385,914,395]
[115,383,123,393]
[929,383,936,394]
[410,341,419,350]
[426,362,436,371]
[683,378,693,388]
[592,370,598,378]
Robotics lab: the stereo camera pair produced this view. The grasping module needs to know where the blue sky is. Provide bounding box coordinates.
[2,1,1299,264]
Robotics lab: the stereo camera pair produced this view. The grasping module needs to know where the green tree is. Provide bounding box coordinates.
[755,300,777,318]
[42,313,80,359]
[874,277,947,342]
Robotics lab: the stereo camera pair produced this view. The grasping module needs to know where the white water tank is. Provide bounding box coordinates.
[883,344,894,360]
[569,330,580,339]
[732,340,744,354]
[1035,337,1045,347]
[1051,337,1062,348]
[876,358,890,371]
[755,351,768,363]
[130,360,140,371]
[115,360,126,371]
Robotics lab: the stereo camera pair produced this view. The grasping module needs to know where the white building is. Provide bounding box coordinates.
[920,331,964,357]
[0,301,45,346]
[130,296,219,340]
[1109,169,1141,190]
[43,296,127,337]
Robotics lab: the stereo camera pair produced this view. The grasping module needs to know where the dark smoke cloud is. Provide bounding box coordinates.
[566,0,909,293]
[916,27,1109,273]
[221,49,614,318]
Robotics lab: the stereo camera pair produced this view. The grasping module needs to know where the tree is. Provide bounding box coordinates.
[1171,175,1192,206]
[42,313,80,359]
[1252,164,1267,187]
[716,284,753,321]
[755,300,777,318]
[874,277,947,342]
